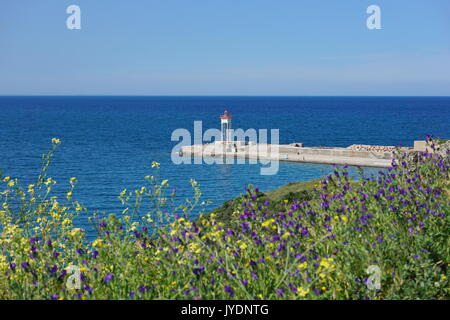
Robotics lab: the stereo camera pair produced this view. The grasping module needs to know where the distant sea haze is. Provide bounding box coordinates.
[0,96,449,229]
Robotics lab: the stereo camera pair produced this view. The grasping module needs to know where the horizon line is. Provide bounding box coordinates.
[1,95,450,98]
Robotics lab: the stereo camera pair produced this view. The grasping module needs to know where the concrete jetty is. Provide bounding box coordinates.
[180,111,420,169]
[181,141,396,168]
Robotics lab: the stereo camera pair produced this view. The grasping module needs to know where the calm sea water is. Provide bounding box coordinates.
[0,96,449,230]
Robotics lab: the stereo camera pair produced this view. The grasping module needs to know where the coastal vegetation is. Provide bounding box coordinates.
[0,137,448,300]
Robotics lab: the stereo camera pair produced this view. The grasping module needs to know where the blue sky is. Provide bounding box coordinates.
[0,0,449,95]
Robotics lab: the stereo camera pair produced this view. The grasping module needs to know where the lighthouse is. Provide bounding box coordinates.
[220,110,232,142]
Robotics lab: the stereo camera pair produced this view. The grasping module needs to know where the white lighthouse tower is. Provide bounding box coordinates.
[220,110,232,143]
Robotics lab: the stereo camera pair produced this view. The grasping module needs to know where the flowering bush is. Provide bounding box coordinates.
[0,137,448,300]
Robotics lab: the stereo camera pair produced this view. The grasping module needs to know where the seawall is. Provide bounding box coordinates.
[181,142,396,168]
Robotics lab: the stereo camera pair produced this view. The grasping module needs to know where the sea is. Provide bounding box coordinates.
[0,96,449,232]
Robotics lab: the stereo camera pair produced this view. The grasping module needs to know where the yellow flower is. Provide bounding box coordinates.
[442,275,447,281]
[161,179,168,186]
[261,218,275,228]
[7,180,14,187]
[151,161,160,169]
[69,228,82,237]
[3,176,10,182]
[297,287,309,297]
[283,199,288,204]
[70,177,77,184]
[319,257,335,270]
[92,238,106,248]
[52,138,61,144]
[239,242,248,250]
[341,216,348,223]
[298,261,308,270]
[281,232,290,239]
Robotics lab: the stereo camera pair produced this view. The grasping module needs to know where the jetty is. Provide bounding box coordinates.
[181,141,396,168]
[180,111,417,169]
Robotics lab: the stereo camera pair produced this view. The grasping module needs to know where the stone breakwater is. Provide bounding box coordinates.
[347,144,398,153]
[181,142,397,168]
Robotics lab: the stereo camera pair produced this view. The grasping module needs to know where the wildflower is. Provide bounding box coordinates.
[92,238,106,248]
[281,232,290,240]
[51,138,61,144]
[297,287,309,297]
[276,288,284,297]
[104,273,114,282]
[261,218,275,228]
[91,250,99,259]
[161,179,168,186]
[441,275,447,281]
[193,266,205,275]
[49,265,58,275]
[298,261,308,270]
[151,161,160,169]
[69,228,82,237]
[224,285,234,296]
[319,258,334,269]
[239,242,248,250]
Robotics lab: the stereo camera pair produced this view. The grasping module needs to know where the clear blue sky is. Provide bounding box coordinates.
[1,0,449,95]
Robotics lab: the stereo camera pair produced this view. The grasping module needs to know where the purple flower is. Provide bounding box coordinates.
[83,284,93,293]
[288,283,297,294]
[58,270,67,280]
[9,263,16,270]
[224,285,234,296]
[21,262,29,269]
[321,201,330,210]
[193,266,205,275]
[50,294,59,300]
[29,237,39,245]
[49,265,58,275]
[276,288,284,296]
[104,273,114,282]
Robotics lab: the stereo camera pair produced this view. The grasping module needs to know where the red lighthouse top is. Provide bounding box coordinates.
[220,110,232,119]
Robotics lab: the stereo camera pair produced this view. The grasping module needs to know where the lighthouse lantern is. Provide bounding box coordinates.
[220,110,232,142]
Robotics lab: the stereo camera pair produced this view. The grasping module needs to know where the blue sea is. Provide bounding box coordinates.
[0,96,449,231]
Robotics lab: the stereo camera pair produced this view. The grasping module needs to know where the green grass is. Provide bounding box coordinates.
[208,180,320,226]
[264,179,319,201]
